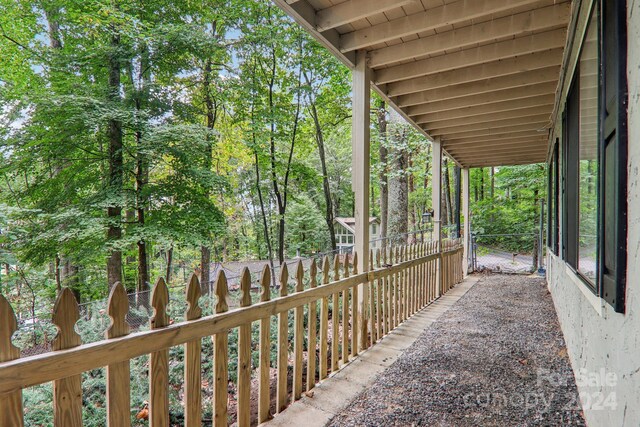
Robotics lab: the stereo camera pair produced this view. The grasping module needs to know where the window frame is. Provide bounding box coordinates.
[561,0,628,312]
[547,140,560,255]
[598,0,628,313]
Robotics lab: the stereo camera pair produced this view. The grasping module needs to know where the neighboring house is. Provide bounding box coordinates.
[334,217,380,254]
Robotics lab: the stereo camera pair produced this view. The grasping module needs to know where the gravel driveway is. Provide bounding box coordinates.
[328,274,585,426]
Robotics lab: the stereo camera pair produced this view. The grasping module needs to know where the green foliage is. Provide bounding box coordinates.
[470,164,546,252]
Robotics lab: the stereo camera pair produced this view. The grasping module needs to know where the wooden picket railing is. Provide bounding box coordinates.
[0,240,464,427]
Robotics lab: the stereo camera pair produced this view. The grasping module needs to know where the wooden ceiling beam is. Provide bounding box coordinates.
[427,115,551,136]
[462,156,547,167]
[438,122,552,140]
[412,95,555,123]
[444,132,548,146]
[316,0,417,32]
[375,28,566,84]
[422,105,551,130]
[397,70,559,108]
[340,0,544,52]
[451,149,548,162]
[448,148,548,160]
[448,141,548,153]
[407,83,557,116]
[384,49,563,97]
[369,3,569,68]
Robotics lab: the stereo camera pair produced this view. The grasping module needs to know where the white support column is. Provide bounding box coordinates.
[462,167,471,277]
[431,137,442,297]
[352,49,370,351]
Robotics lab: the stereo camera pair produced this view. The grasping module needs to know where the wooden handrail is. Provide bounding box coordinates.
[0,242,464,425]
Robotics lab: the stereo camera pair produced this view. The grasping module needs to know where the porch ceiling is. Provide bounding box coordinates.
[273,0,572,168]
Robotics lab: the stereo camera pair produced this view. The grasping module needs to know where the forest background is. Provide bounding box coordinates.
[0,0,545,312]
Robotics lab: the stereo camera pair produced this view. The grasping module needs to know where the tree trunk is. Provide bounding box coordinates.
[201,52,217,293]
[165,246,173,283]
[408,153,416,240]
[62,260,81,303]
[132,46,151,307]
[54,255,61,292]
[387,128,408,243]
[305,74,337,250]
[479,167,485,200]
[490,167,495,200]
[106,26,123,290]
[377,100,389,239]
[442,158,451,227]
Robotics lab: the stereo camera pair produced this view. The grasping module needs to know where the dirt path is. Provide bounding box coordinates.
[328,274,585,426]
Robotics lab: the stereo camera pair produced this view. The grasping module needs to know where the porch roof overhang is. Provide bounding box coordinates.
[273,0,573,168]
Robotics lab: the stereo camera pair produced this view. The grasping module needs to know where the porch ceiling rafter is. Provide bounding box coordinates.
[437,122,552,140]
[375,27,567,85]
[384,49,564,98]
[395,69,560,108]
[405,81,558,115]
[340,0,544,52]
[419,105,552,129]
[316,0,417,32]
[369,3,570,69]
[427,116,550,137]
[447,144,548,158]
[443,136,547,153]
[411,95,556,124]
[274,0,572,168]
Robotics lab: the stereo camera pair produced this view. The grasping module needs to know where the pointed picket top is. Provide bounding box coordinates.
[185,273,202,321]
[295,260,304,293]
[343,253,350,278]
[106,282,130,339]
[322,256,330,284]
[260,265,271,302]
[0,293,20,362]
[333,254,340,281]
[52,288,81,351]
[279,263,289,297]
[376,248,381,268]
[352,252,358,275]
[382,246,387,265]
[150,277,170,329]
[240,267,252,308]
[309,259,317,288]
[215,270,229,314]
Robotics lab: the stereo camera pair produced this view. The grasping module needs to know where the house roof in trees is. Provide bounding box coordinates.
[272,0,572,168]
[335,217,379,234]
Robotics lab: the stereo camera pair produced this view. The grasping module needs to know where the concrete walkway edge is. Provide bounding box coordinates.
[262,276,480,427]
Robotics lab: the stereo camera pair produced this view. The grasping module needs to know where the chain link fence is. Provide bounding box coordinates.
[470,233,542,274]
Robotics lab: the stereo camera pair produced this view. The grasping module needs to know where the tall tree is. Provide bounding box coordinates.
[376,99,389,239]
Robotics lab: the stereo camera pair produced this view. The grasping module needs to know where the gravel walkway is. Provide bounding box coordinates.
[329,274,585,426]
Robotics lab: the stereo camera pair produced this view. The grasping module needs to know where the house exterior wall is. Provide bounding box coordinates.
[334,221,381,253]
[547,1,640,425]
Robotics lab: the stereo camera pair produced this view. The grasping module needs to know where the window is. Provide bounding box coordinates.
[347,235,353,244]
[547,140,559,255]
[578,8,599,284]
[372,224,377,235]
[562,0,627,312]
[599,0,627,312]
